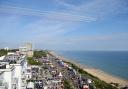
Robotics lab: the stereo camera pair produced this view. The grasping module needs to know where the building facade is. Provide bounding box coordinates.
[0,53,28,89]
[19,43,34,57]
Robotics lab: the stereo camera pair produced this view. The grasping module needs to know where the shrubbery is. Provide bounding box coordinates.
[27,57,41,65]
[64,80,74,89]
[34,51,47,58]
[0,49,7,56]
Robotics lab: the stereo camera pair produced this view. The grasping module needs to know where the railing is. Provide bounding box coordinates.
[0,81,6,89]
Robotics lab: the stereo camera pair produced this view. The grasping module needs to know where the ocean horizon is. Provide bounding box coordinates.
[55,50,128,80]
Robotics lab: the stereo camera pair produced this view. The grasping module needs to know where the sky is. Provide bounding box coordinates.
[0,0,128,50]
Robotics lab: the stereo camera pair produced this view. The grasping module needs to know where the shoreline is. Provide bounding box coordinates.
[49,51,128,87]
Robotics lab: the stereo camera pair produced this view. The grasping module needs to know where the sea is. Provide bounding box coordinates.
[56,50,128,80]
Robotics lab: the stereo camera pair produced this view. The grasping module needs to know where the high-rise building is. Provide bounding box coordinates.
[19,43,33,57]
[25,43,33,51]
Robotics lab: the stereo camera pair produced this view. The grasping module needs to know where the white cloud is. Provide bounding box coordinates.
[56,0,127,18]
[0,5,97,22]
[0,0,128,50]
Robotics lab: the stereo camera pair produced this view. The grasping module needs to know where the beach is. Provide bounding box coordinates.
[49,51,128,87]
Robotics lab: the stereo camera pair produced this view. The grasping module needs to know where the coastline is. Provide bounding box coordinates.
[49,51,128,86]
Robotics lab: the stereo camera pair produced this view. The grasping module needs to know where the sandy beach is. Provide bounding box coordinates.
[49,51,128,86]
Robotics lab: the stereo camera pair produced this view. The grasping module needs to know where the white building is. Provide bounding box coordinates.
[10,56,28,89]
[0,63,15,89]
[0,53,28,89]
[0,56,5,61]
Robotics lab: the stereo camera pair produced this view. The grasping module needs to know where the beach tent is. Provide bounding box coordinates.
[43,86,48,89]
[58,72,63,77]
[87,79,92,84]
[83,85,89,89]
[27,82,34,89]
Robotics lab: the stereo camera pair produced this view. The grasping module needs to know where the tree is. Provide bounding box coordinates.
[34,51,47,58]
[0,49,7,56]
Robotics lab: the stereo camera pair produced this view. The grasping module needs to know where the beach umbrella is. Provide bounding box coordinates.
[83,85,89,89]
[58,72,63,77]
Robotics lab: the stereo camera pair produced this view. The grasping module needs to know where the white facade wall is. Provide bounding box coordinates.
[0,67,14,89]
[0,55,28,89]
[4,70,12,89]
[13,64,22,89]
[12,57,28,89]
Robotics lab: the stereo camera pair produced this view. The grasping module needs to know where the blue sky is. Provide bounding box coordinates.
[0,0,128,50]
